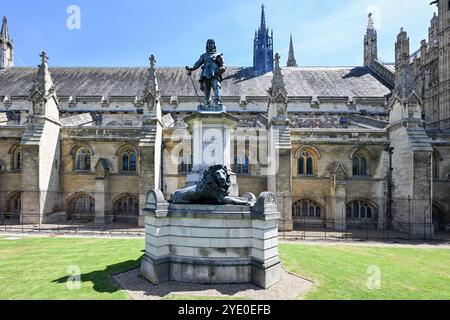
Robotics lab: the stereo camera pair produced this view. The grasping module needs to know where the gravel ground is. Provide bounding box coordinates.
[113,267,313,300]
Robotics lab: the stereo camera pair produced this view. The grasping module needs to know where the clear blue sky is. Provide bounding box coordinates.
[1,0,437,67]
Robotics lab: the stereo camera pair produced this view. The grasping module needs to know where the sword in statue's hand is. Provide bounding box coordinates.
[186,66,203,105]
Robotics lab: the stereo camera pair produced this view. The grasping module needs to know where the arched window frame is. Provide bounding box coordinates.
[349,147,376,177]
[346,200,377,220]
[8,144,22,171]
[66,193,95,221]
[6,191,21,214]
[352,153,369,176]
[293,199,324,219]
[295,146,320,176]
[74,148,91,171]
[112,194,139,222]
[120,147,137,173]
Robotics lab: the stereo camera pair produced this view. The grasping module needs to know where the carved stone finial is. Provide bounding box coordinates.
[269,53,287,101]
[149,55,156,70]
[40,51,49,64]
[274,52,280,69]
[1,16,10,40]
[143,54,160,102]
[29,50,57,102]
[367,12,375,30]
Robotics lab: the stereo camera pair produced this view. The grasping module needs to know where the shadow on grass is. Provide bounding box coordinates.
[53,257,267,298]
[52,256,143,294]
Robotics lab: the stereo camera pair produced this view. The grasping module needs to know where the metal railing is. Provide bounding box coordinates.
[0,192,448,242]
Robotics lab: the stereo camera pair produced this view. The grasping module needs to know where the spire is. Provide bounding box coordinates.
[363,12,378,65]
[253,4,274,75]
[29,51,57,101]
[0,16,14,69]
[286,34,298,67]
[1,16,10,41]
[394,28,414,99]
[260,4,266,31]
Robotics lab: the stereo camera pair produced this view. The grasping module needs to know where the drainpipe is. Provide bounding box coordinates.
[386,146,394,230]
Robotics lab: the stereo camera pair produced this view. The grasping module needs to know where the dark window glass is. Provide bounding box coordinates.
[306,157,314,175]
[298,158,305,175]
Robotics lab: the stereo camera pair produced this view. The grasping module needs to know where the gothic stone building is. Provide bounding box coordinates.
[0,2,449,234]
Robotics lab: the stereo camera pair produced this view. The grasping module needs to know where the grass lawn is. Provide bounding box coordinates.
[0,236,449,300]
[0,236,144,300]
[280,243,450,300]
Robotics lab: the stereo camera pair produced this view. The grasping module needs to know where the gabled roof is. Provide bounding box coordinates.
[0,66,391,98]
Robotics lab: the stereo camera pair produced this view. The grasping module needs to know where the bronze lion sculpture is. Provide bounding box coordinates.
[171,165,251,205]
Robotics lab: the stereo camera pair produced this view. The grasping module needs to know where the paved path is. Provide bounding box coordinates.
[113,268,313,300]
[281,240,450,249]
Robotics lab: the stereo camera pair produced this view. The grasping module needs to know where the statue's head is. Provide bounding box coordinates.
[206,39,217,53]
[198,165,231,196]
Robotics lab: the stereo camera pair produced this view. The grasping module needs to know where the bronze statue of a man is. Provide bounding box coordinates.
[186,39,226,107]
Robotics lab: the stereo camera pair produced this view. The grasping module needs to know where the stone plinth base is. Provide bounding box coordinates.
[141,190,282,289]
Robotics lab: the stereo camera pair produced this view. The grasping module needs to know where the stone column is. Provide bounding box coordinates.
[329,171,347,231]
[94,177,106,224]
[334,183,347,231]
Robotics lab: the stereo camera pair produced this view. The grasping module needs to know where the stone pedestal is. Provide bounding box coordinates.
[141,190,283,289]
[184,107,240,196]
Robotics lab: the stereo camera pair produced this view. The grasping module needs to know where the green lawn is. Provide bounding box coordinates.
[0,236,144,300]
[280,243,450,300]
[0,236,449,300]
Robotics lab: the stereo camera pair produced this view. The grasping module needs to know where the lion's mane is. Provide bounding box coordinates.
[196,165,231,199]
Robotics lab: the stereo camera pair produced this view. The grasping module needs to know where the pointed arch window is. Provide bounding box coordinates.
[298,151,315,176]
[293,200,322,218]
[121,148,137,172]
[67,193,95,222]
[6,192,21,214]
[113,194,139,223]
[352,154,368,176]
[75,148,91,171]
[4,192,21,222]
[13,148,21,171]
[346,200,377,220]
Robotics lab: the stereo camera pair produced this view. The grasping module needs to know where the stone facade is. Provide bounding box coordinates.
[0,3,449,233]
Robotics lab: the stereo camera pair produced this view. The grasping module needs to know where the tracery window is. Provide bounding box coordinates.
[352,154,368,176]
[298,151,314,175]
[293,200,322,218]
[346,200,376,220]
[121,148,137,172]
[75,148,91,171]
